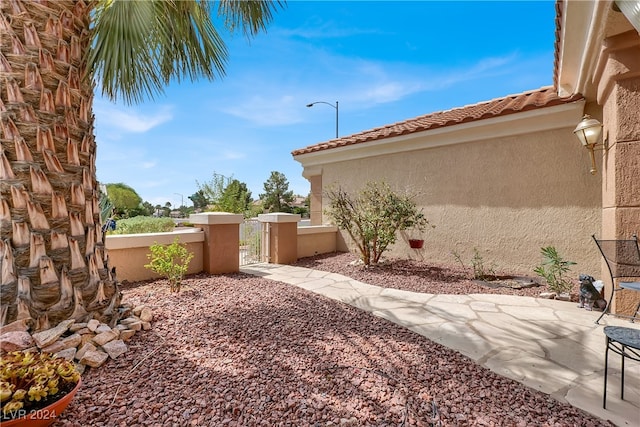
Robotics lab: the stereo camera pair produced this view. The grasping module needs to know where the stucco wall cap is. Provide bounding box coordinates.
[258,213,301,223]
[189,212,244,225]
[106,230,204,250]
[297,225,338,235]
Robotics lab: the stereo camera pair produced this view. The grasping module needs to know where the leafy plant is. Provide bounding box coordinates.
[325,182,433,266]
[145,238,194,292]
[107,216,175,235]
[533,246,576,294]
[452,248,496,280]
[1,352,80,420]
[471,247,496,280]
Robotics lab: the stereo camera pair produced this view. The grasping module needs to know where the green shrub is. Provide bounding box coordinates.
[326,182,433,266]
[144,238,194,292]
[451,247,496,280]
[533,246,576,294]
[107,216,175,235]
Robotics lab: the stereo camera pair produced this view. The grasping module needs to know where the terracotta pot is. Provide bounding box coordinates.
[2,379,81,427]
[408,239,424,249]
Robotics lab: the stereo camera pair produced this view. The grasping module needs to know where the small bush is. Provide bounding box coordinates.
[533,246,576,294]
[451,247,496,280]
[144,238,194,292]
[107,216,175,235]
[325,182,433,266]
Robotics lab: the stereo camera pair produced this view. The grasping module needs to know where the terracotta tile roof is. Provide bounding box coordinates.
[292,86,583,156]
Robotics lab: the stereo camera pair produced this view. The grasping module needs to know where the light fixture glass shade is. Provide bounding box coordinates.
[615,0,640,33]
[573,115,603,147]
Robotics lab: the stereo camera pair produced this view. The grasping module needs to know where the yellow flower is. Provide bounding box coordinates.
[2,399,24,415]
[12,389,27,401]
[0,381,14,402]
[27,385,48,402]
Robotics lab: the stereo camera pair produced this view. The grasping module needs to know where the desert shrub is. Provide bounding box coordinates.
[451,247,496,280]
[107,216,175,235]
[326,182,432,266]
[533,246,576,294]
[144,238,194,292]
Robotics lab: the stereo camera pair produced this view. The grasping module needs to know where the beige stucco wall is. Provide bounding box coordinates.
[106,229,204,282]
[314,124,602,277]
[297,225,338,258]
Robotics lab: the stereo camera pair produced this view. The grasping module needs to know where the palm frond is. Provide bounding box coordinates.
[218,0,285,36]
[88,0,283,105]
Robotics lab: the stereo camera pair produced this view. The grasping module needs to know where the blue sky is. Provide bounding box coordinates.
[94,0,557,208]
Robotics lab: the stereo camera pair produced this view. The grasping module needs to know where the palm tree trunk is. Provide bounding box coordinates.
[1,0,121,330]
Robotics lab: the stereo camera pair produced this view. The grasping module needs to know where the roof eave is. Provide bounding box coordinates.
[294,100,586,169]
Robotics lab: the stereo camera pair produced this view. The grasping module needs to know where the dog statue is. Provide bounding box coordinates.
[578,274,606,311]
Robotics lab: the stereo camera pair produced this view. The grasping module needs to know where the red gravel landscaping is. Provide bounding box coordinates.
[293,252,580,300]
[53,254,604,426]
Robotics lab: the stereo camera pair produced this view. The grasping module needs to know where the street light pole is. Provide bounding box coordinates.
[306,101,339,138]
[174,193,183,208]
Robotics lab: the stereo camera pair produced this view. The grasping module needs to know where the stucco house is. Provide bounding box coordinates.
[292,0,639,316]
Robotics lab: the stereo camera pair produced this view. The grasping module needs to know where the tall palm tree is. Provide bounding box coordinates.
[0,0,283,330]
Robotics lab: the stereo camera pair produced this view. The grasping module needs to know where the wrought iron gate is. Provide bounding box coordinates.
[240,219,266,265]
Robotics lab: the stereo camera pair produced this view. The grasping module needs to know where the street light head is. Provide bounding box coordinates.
[306,103,314,108]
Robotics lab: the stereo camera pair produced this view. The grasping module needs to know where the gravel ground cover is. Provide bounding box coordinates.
[52,253,608,426]
[293,252,580,300]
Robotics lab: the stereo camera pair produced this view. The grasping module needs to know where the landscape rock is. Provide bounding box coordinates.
[31,319,75,348]
[0,331,35,352]
[139,307,153,322]
[69,322,88,332]
[80,349,109,368]
[87,319,100,332]
[54,347,77,361]
[76,342,97,361]
[3,302,149,373]
[41,340,67,354]
[62,333,82,349]
[93,330,118,346]
[132,305,145,316]
[95,324,112,334]
[0,319,30,334]
[102,339,128,359]
[125,320,142,331]
[120,330,136,341]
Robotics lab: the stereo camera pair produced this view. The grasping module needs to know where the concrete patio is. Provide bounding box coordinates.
[241,263,640,427]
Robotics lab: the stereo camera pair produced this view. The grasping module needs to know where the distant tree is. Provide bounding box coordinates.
[141,201,155,216]
[189,190,208,210]
[291,193,310,217]
[216,180,253,214]
[260,171,294,212]
[106,183,143,218]
[196,172,233,207]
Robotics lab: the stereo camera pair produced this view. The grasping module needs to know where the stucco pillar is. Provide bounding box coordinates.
[258,213,300,264]
[189,213,243,274]
[309,175,323,226]
[595,30,640,315]
[302,167,323,226]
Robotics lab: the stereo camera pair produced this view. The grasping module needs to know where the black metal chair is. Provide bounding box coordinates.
[602,326,640,409]
[592,234,640,324]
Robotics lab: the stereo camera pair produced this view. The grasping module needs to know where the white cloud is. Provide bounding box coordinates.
[94,99,174,133]
[223,151,245,160]
[221,94,306,126]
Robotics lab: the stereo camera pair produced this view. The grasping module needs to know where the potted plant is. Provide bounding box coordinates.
[408,238,424,249]
[1,351,81,426]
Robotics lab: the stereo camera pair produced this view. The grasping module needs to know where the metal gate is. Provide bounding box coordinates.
[240,219,266,265]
